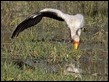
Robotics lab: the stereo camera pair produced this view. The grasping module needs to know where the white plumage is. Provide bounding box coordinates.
[11,8,84,49]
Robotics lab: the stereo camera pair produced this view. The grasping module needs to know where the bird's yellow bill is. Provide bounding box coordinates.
[73,41,79,50]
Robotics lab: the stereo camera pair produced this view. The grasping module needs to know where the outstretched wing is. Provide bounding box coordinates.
[11,8,65,38]
[11,12,43,38]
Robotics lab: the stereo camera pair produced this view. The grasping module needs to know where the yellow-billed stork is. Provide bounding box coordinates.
[11,8,84,49]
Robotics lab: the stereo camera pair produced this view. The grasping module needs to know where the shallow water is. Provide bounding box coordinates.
[3,48,107,81]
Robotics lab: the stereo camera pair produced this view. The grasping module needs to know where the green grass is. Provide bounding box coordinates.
[1,61,76,81]
[2,39,83,81]
[1,1,108,81]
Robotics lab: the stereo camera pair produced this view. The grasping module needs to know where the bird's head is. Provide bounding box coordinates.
[71,35,80,50]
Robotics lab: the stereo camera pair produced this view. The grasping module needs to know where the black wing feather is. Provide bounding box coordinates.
[11,13,42,38]
[11,11,64,39]
[41,11,64,21]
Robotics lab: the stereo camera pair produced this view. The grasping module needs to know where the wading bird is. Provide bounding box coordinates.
[11,8,84,49]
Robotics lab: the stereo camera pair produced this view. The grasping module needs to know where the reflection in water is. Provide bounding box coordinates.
[3,49,107,81]
[64,63,82,79]
[1,42,108,81]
